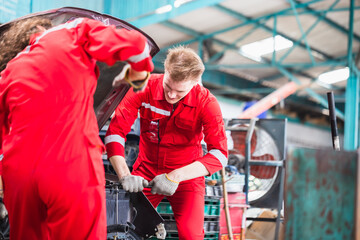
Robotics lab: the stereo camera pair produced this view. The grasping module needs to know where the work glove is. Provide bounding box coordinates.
[120,175,149,193]
[0,200,7,220]
[150,174,179,196]
[113,63,149,91]
[113,63,131,88]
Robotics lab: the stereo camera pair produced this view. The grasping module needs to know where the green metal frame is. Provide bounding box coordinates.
[344,0,360,150]
[147,0,359,146]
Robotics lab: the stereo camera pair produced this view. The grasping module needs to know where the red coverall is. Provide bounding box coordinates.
[105,74,228,239]
[0,17,153,239]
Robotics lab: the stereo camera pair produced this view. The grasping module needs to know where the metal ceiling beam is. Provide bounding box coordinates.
[161,21,201,37]
[208,3,349,118]
[152,0,350,119]
[204,59,346,70]
[289,0,316,64]
[158,0,325,54]
[207,25,258,64]
[294,0,360,43]
[282,6,360,15]
[276,66,344,119]
[158,21,241,54]
[210,88,273,95]
[279,0,340,64]
[214,4,334,61]
[128,0,225,28]
[257,54,350,83]
[157,20,345,119]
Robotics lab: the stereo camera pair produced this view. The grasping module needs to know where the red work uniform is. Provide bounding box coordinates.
[105,74,228,239]
[0,17,153,240]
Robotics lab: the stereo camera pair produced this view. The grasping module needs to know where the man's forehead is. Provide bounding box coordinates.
[164,76,195,90]
[164,72,199,85]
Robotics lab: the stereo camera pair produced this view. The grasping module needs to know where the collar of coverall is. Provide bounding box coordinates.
[152,74,198,107]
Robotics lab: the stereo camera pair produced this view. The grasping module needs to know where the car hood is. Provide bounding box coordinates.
[0,7,160,130]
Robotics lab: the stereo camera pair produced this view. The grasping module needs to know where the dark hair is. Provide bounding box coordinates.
[0,17,52,72]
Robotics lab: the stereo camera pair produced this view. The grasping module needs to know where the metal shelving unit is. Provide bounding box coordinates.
[226,118,287,240]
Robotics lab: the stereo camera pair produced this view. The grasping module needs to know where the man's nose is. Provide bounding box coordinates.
[168,91,176,98]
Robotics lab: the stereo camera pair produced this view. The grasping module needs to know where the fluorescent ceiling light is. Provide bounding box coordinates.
[155,4,172,14]
[240,35,293,58]
[174,0,193,8]
[318,67,349,85]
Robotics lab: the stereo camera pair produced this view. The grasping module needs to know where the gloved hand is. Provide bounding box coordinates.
[0,200,7,220]
[150,174,179,196]
[0,204,7,220]
[113,63,131,88]
[120,175,149,192]
[113,63,149,91]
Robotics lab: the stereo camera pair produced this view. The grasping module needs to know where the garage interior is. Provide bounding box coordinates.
[1,0,360,239]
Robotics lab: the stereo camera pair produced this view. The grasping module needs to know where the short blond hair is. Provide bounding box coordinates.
[164,46,205,82]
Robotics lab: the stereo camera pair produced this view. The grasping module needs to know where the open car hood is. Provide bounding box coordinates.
[0,7,160,130]
[0,8,163,239]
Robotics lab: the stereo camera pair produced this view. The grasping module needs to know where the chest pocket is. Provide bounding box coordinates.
[174,116,196,130]
[172,116,198,145]
[174,105,198,131]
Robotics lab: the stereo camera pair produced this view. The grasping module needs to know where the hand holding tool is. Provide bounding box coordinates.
[149,174,179,196]
[0,203,7,220]
[113,63,150,91]
[120,175,149,192]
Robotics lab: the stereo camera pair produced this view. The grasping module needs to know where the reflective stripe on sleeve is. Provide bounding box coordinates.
[15,45,32,58]
[141,102,170,116]
[209,149,228,167]
[16,18,84,59]
[104,134,125,147]
[0,154,3,161]
[36,18,84,43]
[128,43,150,63]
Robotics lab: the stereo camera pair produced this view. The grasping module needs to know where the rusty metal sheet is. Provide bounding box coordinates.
[285,147,360,240]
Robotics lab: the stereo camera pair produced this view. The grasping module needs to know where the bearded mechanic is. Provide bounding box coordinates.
[105,46,228,239]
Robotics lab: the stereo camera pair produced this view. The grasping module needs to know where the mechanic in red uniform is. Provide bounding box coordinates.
[105,46,228,239]
[0,17,153,239]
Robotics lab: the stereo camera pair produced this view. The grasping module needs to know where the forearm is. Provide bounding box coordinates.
[109,155,131,180]
[167,161,210,183]
[128,68,148,81]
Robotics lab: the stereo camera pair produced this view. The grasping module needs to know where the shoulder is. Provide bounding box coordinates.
[146,73,163,90]
[148,74,164,83]
[194,83,217,103]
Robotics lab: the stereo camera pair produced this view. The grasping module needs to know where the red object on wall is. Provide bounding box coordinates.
[238,81,298,119]
[219,192,248,239]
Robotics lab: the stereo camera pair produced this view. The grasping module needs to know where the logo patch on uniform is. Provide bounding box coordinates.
[150,121,158,126]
